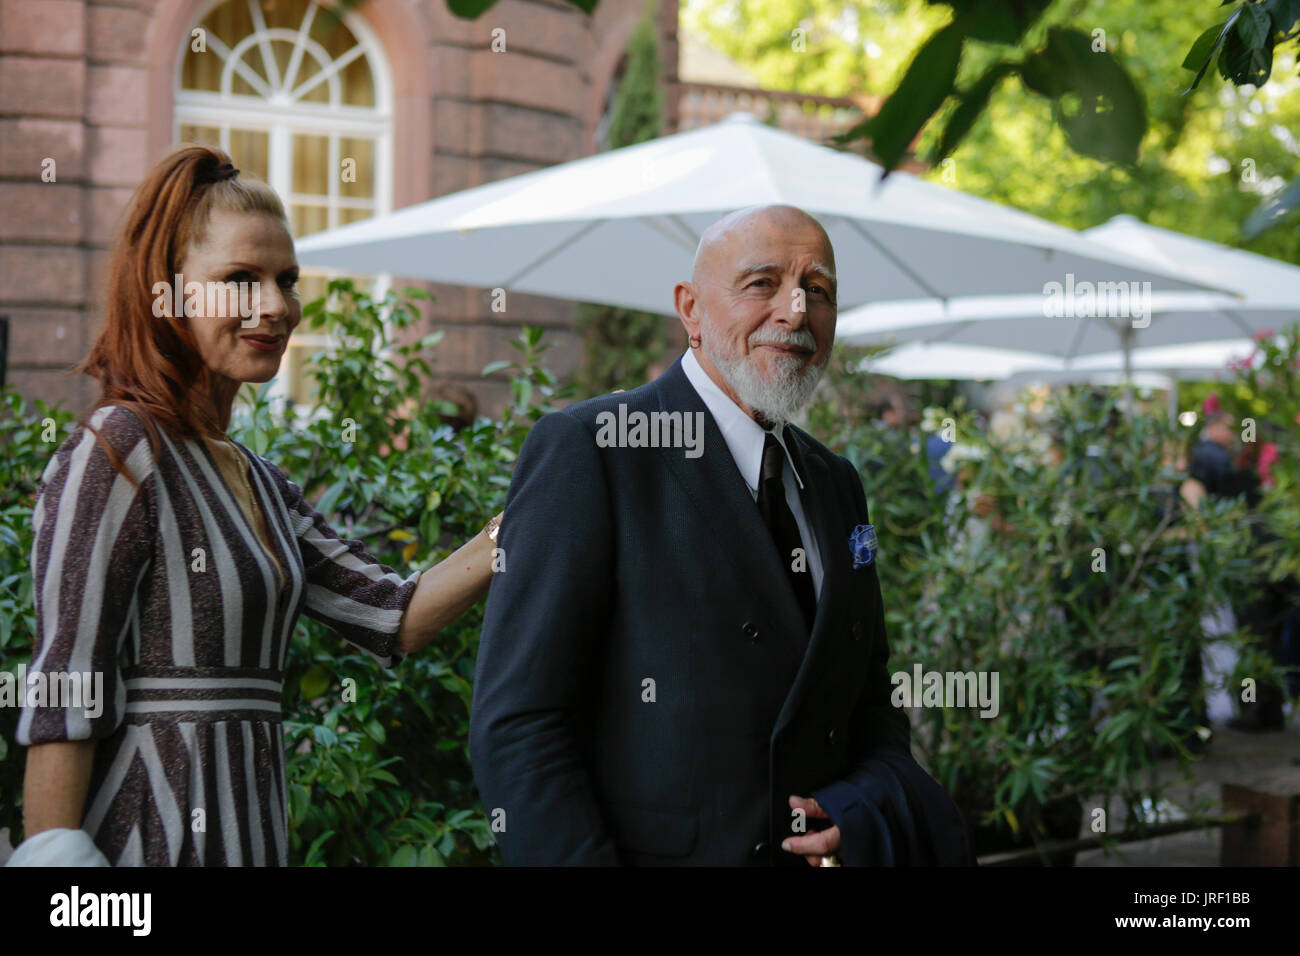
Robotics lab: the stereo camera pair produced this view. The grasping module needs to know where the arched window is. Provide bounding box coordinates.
[175,0,393,404]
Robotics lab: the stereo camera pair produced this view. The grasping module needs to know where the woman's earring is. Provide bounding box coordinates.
[689,334,701,348]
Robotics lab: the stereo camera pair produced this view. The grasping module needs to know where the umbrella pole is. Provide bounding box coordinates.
[1120,324,1135,409]
[1166,371,1179,427]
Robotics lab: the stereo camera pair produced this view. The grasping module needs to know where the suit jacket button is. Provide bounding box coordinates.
[827,727,837,745]
[852,621,863,642]
[742,621,759,641]
[752,842,768,859]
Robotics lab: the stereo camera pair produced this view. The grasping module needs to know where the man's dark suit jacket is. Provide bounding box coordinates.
[470,356,972,866]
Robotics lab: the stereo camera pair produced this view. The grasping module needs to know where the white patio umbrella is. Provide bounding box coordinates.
[295,114,1221,315]
[838,216,1297,369]
[863,342,1067,380]
[862,338,1253,423]
[1069,337,1255,377]
[860,341,1180,390]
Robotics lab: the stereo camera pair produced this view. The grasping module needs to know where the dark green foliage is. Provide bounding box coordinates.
[0,392,76,841]
[806,355,1278,853]
[0,281,569,865]
[237,281,569,865]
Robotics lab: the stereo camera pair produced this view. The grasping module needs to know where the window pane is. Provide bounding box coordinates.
[340,55,375,108]
[229,128,269,182]
[183,2,255,93]
[338,206,373,227]
[338,137,374,199]
[263,0,310,32]
[292,134,330,197]
[314,9,361,59]
[290,203,329,239]
[296,274,330,309]
[180,45,223,92]
[180,124,221,147]
[294,56,332,104]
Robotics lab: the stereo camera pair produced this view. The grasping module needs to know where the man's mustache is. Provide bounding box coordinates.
[748,328,817,352]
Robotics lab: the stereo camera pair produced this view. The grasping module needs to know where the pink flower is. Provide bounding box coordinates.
[1252,327,1274,342]
[1259,441,1278,487]
[1203,392,1221,415]
[1294,411,1300,426]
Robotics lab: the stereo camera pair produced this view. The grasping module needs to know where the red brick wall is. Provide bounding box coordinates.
[0,0,678,417]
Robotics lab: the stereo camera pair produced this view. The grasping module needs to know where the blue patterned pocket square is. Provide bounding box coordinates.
[849,524,877,569]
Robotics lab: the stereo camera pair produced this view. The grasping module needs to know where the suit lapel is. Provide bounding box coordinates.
[772,428,855,736]
[653,359,808,660]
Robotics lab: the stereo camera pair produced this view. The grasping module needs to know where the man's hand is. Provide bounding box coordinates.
[782,794,840,866]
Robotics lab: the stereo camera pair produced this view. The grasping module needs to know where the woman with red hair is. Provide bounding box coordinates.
[9,145,502,866]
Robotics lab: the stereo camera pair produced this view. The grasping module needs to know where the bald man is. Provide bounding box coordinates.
[471,205,971,866]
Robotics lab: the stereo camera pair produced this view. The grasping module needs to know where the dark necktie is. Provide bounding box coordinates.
[756,431,817,631]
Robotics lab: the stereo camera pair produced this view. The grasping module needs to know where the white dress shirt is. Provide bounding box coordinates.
[681,348,824,599]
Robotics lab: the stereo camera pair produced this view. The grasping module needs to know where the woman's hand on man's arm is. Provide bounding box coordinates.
[396,514,502,655]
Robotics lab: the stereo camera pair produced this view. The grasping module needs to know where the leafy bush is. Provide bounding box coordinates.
[235,280,569,865]
[807,353,1282,856]
[4,290,1293,865]
[0,391,76,841]
[0,280,569,865]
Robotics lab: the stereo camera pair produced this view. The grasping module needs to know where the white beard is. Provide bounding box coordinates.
[703,330,828,425]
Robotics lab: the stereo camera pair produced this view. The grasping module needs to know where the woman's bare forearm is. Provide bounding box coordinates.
[23,740,96,835]
[397,522,499,655]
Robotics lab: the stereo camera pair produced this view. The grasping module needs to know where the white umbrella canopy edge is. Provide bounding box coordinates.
[1085,215,1300,302]
[838,216,1298,358]
[294,113,1230,315]
[857,341,1070,380]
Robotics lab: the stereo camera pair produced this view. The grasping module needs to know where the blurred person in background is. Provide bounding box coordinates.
[1181,405,1287,732]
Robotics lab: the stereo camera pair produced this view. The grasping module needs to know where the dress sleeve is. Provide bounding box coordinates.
[263,460,419,668]
[17,406,156,746]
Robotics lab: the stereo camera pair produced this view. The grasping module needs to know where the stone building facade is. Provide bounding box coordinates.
[0,0,680,416]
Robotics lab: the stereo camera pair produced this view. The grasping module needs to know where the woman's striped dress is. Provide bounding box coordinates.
[17,405,420,865]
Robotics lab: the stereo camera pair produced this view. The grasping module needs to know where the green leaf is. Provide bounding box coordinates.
[313,477,349,518]
[417,844,447,866]
[389,844,418,866]
[1242,174,1300,238]
[288,783,311,826]
[1181,17,1236,92]
[446,0,499,19]
[481,360,512,376]
[1238,2,1273,49]
[848,22,965,173]
[419,509,442,544]
[337,755,361,791]
[1269,0,1300,32]
[300,664,332,701]
[1039,28,1147,166]
[304,829,336,865]
[932,63,1016,162]
[1219,15,1274,85]
[953,0,1052,46]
